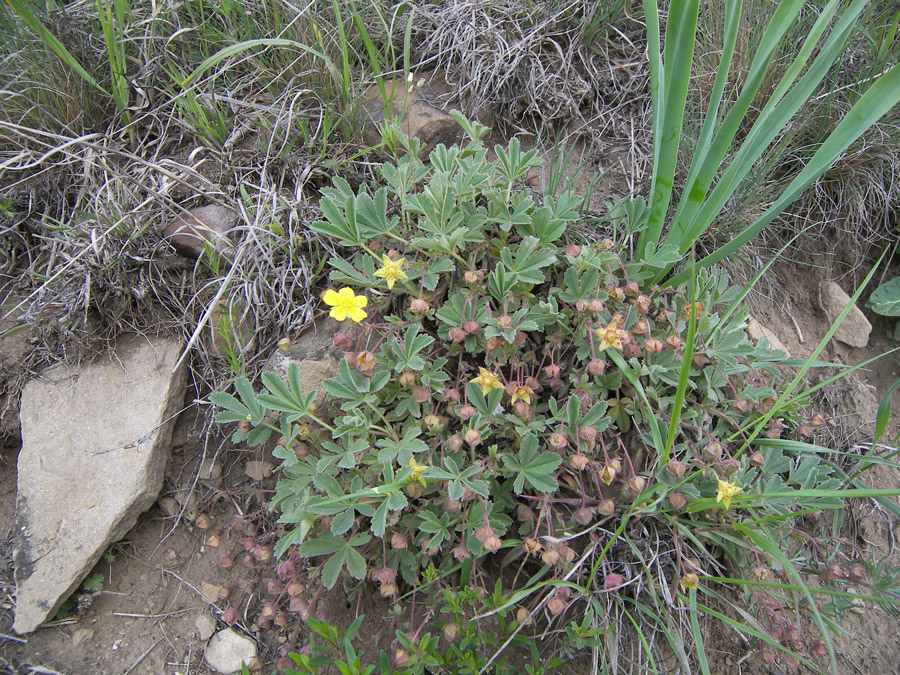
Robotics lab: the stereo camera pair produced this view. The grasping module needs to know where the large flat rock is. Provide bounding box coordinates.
[13,335,187,633]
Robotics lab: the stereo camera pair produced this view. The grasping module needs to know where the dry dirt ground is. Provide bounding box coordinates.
[2,256,900,674]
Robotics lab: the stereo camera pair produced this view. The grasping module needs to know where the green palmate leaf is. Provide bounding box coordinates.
[868,277,900,316]
[259,364,316,421]
[499,236,556,285]
[502,434,561,494]
[375,428,428,464]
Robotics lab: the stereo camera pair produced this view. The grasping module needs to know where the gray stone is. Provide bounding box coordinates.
[820,282,872,348]
[163,204,237,259]
[13,335,186,633]
[360,71,462,153]
[746,317,791,357]
[205,628,258,674]
[244,460,273,482]
[195,613,217,641]
[263,318,364,410]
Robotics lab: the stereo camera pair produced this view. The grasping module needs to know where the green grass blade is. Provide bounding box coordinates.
[639,0,699,259]
[7,0,109,95]
[664,252,697,460]
[734,525,837,673]
[688,588,711,675]
[181,38,337,88]
[668,0,808,247]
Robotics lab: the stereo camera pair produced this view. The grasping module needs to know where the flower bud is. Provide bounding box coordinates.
[569,453,589,471]
[446,434,463,452]
[517,504,535,522]
[543,364,561,378]
[810,413,827,427]
[578,426,597,444]
[643,337,665,354]
[756,649,774,666]
[547,597,566,616]
[632,319,649,336]
[355,350,376,376]
[597,498,615,516]
[483,535,503,553]
[238,420,251,433]
[278,337,291,352]
[848,563,867,582]
[464,428,482,446]
[589,298,605,313]
[409,297,430,314]
[665,334,683,349]
[390,532,407,550]
[457,404,476,421]
[449,327,467,343]
[628,475,647,493]
[394,649,410,668]
[496,314,513,331]
[666,460,686,479]
[443,623,459,642]
[463,270,484,284]
[412,386,431,403]
[333,332,352,350]
[516,607,532,625]
[452,545,470,562]
[635,295,651,313]
[223,608,238,625]
[541,549,561,566]
[513,330,527,346]
[564,243,581,257]
[398,369,416,387]
[624,281,640,297]
[668,492,687,509]
[704,440,724,460]
[573,507,593,525]
[604,573,624,590]
[463,320,481,335]
[549,432,568,450]
[588,359,606,376]
[524,537,541,554]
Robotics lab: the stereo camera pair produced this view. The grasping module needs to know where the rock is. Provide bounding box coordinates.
[820,282,872,348]
[200,582,228,604]
[195,613,217,641]
[12,335,187,634]
[157,496,180,518]
[746,317,791,357]
[360,71,462,153]
[263,318,364,410]
[244,460,273,482]
[205,628,258,674]
[199,457,223,483]
[71,627,94,648]
[163,204,238,259]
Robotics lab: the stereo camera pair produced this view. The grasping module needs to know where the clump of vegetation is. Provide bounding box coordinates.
[214,117,900,671]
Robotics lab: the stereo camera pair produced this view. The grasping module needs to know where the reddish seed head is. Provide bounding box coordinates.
[569,453,589,471]
[547,596,567,616]
[597,498,615,516]
[587,359,606,376]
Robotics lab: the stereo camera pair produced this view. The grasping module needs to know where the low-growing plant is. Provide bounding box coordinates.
[210,1,900,671]
[213,117,900,671]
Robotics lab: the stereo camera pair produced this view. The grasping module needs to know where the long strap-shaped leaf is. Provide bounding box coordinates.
[671,60,900,285]
[663,0,870,274]
[668,0,806,234]
[637,0,699,260]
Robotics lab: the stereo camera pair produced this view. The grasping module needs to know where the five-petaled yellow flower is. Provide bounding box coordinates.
[594,319,629,352]
[406,457,429,487]
[716,479,742,509]
[373,255,408,290]
[510,385,533,406]
[471,367,504,397]
[323,287,368,323]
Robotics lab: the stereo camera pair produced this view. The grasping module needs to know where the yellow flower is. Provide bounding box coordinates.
[716,479,742,509]
[373,255,408,290]
[471,367,504,397]
[510,385,533,406]
[594,319,629,352]
[406,457,429,487]
[323,287,368,323]
[679,572,699,592]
